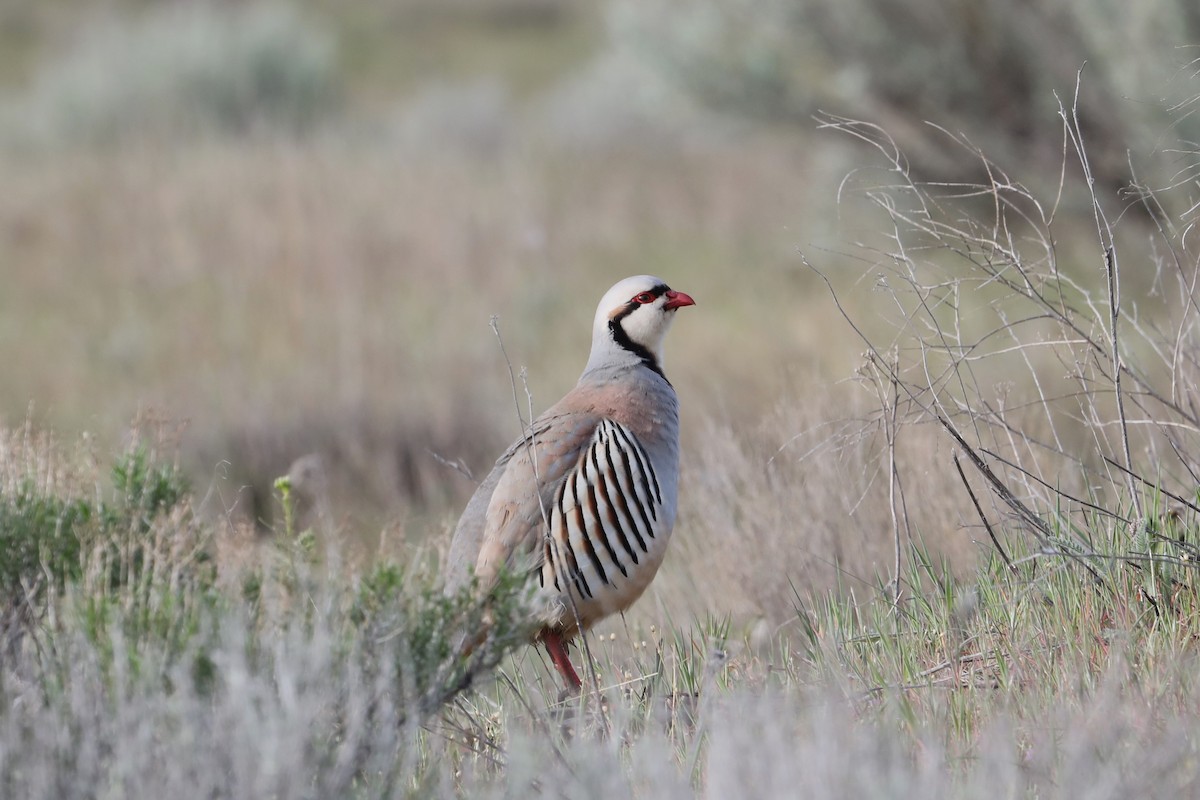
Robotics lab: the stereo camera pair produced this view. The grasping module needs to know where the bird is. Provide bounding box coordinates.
[444,275,695,691]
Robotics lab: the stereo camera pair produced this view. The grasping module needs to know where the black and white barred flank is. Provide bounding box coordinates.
[539,419,666,600]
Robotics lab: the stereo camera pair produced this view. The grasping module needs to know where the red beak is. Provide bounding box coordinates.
[663,289,696,310]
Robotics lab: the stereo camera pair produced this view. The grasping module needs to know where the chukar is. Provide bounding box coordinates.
[445,275,695,690]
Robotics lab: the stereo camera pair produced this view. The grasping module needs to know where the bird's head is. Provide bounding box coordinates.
[586,275,695,379]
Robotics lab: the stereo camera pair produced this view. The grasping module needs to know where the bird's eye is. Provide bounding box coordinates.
[632,292,655,304]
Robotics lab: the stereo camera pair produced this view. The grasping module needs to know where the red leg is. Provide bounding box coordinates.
[542,629,582,690]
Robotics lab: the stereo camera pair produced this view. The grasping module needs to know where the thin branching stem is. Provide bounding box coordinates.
[952,452,1014,572]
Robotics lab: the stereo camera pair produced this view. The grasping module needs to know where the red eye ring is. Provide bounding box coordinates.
[632,292,656,304]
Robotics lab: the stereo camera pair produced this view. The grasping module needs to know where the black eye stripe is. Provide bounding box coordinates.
[627,284,669,307]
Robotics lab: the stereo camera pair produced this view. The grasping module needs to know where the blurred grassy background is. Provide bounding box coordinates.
[1,0,1197,626]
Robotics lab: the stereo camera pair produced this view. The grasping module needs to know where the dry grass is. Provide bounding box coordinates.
[659,386,980,629]
[0,127,983,629]
[0,132,859,536]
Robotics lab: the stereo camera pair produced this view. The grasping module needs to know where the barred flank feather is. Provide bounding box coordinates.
[542,420,666,603]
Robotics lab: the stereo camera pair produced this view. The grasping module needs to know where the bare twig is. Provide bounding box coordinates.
[888,367,905,606]
[864,351,910,606]
[952,452,1014,572]
[1056,76,1139,516]
[1101,456,1200,518]
[426,449,475,483]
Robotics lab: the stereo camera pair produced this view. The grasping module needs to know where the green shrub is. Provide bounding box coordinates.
[0,484,90,604]
[0,441,201,654]
[351,560,538,716]
[108,449,189,532]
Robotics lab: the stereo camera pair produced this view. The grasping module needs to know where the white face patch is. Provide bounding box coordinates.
[615,297,676,359]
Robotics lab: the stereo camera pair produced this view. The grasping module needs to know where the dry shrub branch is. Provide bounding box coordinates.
[813,77,1200,601]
